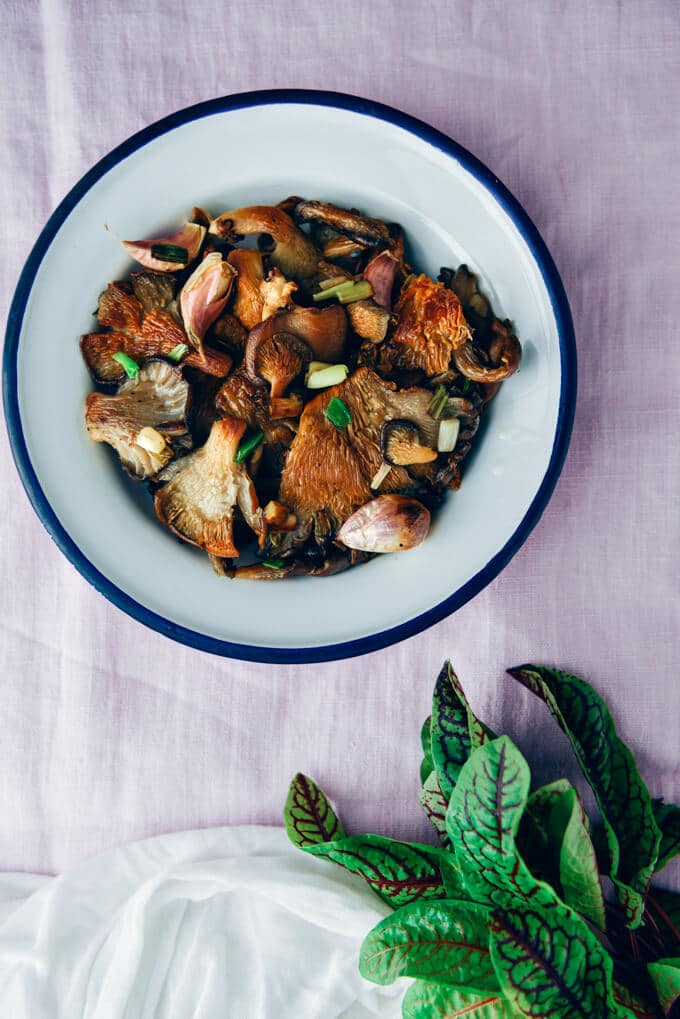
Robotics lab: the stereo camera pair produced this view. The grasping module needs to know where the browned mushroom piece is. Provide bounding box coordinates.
[209,312,248,353]
[381,420,437,466]
[227,248,297,330]
[154,417,263,557]
[245,328,311,400]
[84,280,232,385]
[277,367,440,551]
[85,360,191,479]
[440,264,521,382]
[130,271,178,314]
[273,304,347,362]
[209,206,320,279]
[452,320,521,383]
[291,199,392,247]
[215,369,270,430]
[346,300,391,344]
[379,274,472,376]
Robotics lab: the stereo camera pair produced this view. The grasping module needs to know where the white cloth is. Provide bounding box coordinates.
[0,826,406,1019]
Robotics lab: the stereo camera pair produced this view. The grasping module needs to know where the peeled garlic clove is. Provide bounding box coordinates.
[337,494,430,553]
[119,222,206,271]
[180,252,236,356]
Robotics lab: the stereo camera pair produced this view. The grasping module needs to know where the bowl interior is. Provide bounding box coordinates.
[13,100,563,653]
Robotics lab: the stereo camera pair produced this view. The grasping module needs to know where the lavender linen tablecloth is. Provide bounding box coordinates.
[1,0,679,880]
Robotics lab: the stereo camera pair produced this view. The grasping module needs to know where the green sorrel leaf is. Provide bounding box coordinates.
[613,981,658,1019]
[419,770,450,845]
[553,786,606,931]
[402,980,513,1018]
[431,661,491,801]
[508,665,661,927]
[490,902,618,1018]
[305,834,446,908]
[647,957,680,1015]
[359,898,497,989]
[420,715,434,784]
[522,781,606,930]
[283,773,345,848]
[446,735,533,910]
[653,801,680,873]
[518,780,573,888]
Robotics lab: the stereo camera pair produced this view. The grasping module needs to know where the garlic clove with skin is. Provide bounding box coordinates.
[337,495,430,553]
[118,222,206,271]
[180,252,236,357]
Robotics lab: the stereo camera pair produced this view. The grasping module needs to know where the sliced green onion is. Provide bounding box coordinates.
[306,363,349,389]
[150,243,188,264]
[167,342,190,363]
[325,396,352,430]
[428,384,448,419]
[262,558,286,570]
[461,378,471,394]
[112,351,140,379]
[234,430,264,462]
[318,275,348,291]
[313,280,373,305]
[437,417,460,453]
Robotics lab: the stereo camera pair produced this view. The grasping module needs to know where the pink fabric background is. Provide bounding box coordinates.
[1,0,679,878]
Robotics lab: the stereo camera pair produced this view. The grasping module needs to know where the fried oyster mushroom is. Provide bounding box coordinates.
[154,417,263,557]
[82,280,232,385]
[378,274,472,376]
[209,206,320,280]
[85,360,191,479]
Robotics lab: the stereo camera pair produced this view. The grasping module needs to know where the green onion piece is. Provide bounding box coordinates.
[262,558,286,570]
[233,430,264,462]
[428,384,448,419]
[112,351,140,379]
[318,275,348,291]
[325,396,352,429]
[150,243,188,264]
[461,378,471,394]
[312,280,373,305]
[167,342,190,363]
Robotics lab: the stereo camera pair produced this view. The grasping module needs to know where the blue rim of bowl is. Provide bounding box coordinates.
[3,89,576,664]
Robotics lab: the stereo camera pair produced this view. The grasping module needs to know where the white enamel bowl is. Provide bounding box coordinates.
[3,91,576,663]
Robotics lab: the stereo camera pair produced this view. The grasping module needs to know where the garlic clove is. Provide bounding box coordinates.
[337,494,430,553]
[180,252,236,356]
[119,222,206,271]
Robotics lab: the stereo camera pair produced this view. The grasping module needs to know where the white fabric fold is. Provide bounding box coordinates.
[0,826,406,1018]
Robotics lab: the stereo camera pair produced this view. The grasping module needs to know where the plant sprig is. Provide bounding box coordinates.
[283,662,680,1018]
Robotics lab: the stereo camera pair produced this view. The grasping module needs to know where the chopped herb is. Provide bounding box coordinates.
[262,558,286,569]
[461,378,471,394]
[325,396,352,429]
[167,342,189,363]
[318,275,348,291]
[112,351,139,379]
[428,384,448,419]
[150,243,188,264]
[234,430,264,462]
[313,280,373,305]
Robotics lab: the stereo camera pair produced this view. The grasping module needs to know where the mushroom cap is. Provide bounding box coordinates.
[85,360,191,479]
[210,206,320,279]
[278,367,439,538]
[382,419,437,466]
[154,417,262,557]
[245,328,311,399]
[381,274,472,376]
[84,281,231,384]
